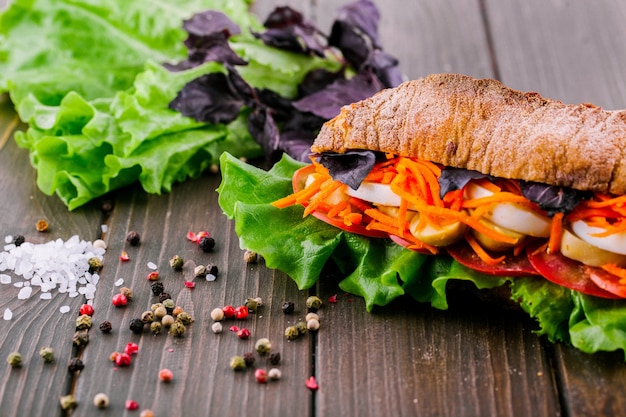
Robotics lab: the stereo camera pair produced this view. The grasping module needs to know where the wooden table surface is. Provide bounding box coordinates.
[2,0,626,416]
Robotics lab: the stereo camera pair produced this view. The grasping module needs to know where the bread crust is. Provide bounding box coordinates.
[311,73,626,195]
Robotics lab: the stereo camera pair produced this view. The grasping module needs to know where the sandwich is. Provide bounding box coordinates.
[217,73,626,357]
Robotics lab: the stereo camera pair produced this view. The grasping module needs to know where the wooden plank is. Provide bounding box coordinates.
[487,1,626,416]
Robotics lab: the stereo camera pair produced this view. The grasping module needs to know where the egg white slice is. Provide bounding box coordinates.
[346,182,402,207]
[571,220,626,256]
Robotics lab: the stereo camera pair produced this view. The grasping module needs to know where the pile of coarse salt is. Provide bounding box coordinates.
[0,234,105,320]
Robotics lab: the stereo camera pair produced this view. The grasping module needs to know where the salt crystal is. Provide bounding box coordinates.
[40,293,52,300]
[17,286,33,300]
[13,282,23,288]
[115,278,124,286]
[4,235,12,244]
[0,274,11,284]
[147,262,157,270]
[3,308,12,320]
[101,224,108,233]
[206,274,217,282]
[59,305,70,314]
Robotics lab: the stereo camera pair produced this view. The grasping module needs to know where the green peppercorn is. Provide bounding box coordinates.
[176,311,193,325]
[60,394,78,411]
[75,314,92,330]
[169,255,184,271]
[245,298,258,313]
[296,321,308,335]
[255,338,272,356]
[150,321,162,335]
[306,295,323,311]
[162,299,175,314]
[141,310,155,324]
[129,318,144,334]
[7,351,22,367]
[169,321,186,337]
[39,346,55,363]
[154,306,167,319]
[119,286,134,301]
[284,325,299,340]
[151,302,164,312]
[161,315,175,327]
[72,331,90,347]
[88,257,103,273]
[230,356,246,371]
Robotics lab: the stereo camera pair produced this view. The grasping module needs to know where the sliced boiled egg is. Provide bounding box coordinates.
[470,219,525,252]
[464,182,551,238]
[409,214,466,247]
[570,220,626,256]
[346,182,402,207]
[560,227,626,266]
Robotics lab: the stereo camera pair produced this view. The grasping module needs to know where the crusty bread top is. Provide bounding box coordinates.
[311,73,626,195]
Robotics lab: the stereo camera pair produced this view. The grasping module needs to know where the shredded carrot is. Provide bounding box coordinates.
[327,200,350,218]
[547,212,564,254]
[344,213,363,226]
[464,232,506,265]
[303,180,343,216]
[462,193,532,209]
[271,175,326,208]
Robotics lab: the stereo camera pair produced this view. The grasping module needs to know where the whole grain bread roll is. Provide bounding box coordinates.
[311,73,626,195]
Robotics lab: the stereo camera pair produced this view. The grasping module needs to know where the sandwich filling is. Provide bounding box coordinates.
[272,152,626,299]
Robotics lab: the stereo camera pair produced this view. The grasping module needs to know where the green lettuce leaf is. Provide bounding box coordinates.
[217,152,626,357]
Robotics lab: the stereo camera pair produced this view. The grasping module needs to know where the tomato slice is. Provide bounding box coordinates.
[292,165,389,238]
[527,247,621,299]
[389,234,437,255]
[446,242,540,276]
[586,266,626,298]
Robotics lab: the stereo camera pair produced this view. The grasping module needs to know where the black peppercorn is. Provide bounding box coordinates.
[151,282,165,296]
[129,318,145,334]
[206,263,218,276]
[99,320,113,333]
[269,352,281,365]
[243,352,256,367]
[68,357,85,373]
[72,331,90,348]
[199,236,215,252]
[12,235,25,246]
[281,301,295,314]
[158,292,172,303]
[126,231,140,246]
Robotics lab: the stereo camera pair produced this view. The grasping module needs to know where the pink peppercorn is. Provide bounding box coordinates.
[186,231,197,242]
[159,368,173,382]
[79,304,94,316]
[120,251,130,262]
[146,271,159,281]
[222,305,236,319]
[255,369,268,383]
[184,281,196,289]
[115,352,132,367]
[306,376,319,391]
[112,293,128,307]
[124,342,139,355]
[237,328,251,339]
[125,400,139,410]
[229,325,240,333]
[234,305,249,320]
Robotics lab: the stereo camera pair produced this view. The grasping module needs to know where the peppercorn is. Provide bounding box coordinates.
[169,255,184,271]
[146,271,160,281]
[281,301,295,314]
[194,265,207,278]
[12,235,25,246]
[161,315,175,327]
[88,257,103,273]
[109,351,120,362]
[39,346,54,363]
[211,322,223,333]
[68,357,84,373]
[93,393,109,409]
[141,310,154,324]
[237,328,251,339]
[305,312,319,322]
[154,306,167,319]
[159,368,173,382]
[244,298,258,313]
[151,282,165,296]
[35,219,49,232]
[207,308,223,323]
[255,338,272,356]
[254,297,263,307]
[162,299,175,314]
[255,368,268,383]
[151,302,164,311]
[295,321,308,335]
[115,352,132,367]
[60,395,77,411]
[126,231,141,246]
[243,250,257,263]
[124,342,140,356]
[140,410,155,417]
[75,314,92,330]
[222,305,235,319]
[268,368,282,380]
[172,306,183,317]
[307,318,320,332]
[206,263,218,276]
[169,321,186,337]
[72,331,90,348]
[93,239,107,250]
[199,236,215,252]
[99,320,113,333]
[176,311,193,325]
[230,356,246,371]
[125,400,140,411]
[111,293,128,307]
[158,292,172,303]
[150,321,162,335]
[79,303,94,316]
[306,295,323,311]
[234,305,249,320]
[284,325,299,340]
[129,318,145,334]
[243,352,256,367]
[119,286,134,301]
[7,352,22,367]
[269,352,281,365]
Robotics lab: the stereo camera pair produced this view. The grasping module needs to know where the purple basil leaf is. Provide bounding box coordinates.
[252,6,326,57]
[334,0,381,48]
[169,69,252,124]
[277,130,316,162]
[438,167,494,198]
[298,68,346,97]
[519,181,591,216]
[292,69,385,119]
[183,10,241,37]
[248,106,280,157]
[317,151,378,190]
[362,49,403,88]
[328,0,381,68]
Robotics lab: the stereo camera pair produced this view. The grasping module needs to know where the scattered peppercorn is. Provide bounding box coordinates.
[295,321,308,335]
[7,352,22,367]
[93,393,109,409]
[159,368,174,382]
[158,292,172,303]
[88,257,103,273]
[72,331,90,348]
[199,236,215,252]
[68,357,85,373]
[126,231,141,246]
[306,376,319,391]
[206,263,218,276]
[141,310,155,324]
[12,235,25,246]
[75,314,93,330]
[115,352,132,367]
[269,352,281,366]
[140,410,155,417]
[184,281,196,289]
[60,395,77,411]
[237,328,251,339]
[110,352,121,362]
[129,318,145,334]
[243,352,256,367]
[234,305,249,320]
[93,239,107,250]
[161,315,175,328]
[39,346,55,363]
[305,312,320,322]
[154,306,167,319]
[211,322,223,333]
[230,356,246,371]
[169,321,186,337]
[268,368,282,380]
[194,265,207,278]
[146,271,160,281]
[254,297,263,307]
[306,295,323,311]
[284,326,299,341]
[119,251,130,261]
[35,219,49,232]
[255,368,268,383]
[176,311,194,325]
[222,305,235,319]
[281,301,295,314]
[79,303,94,316]
[150,282,165,296]
[169,255,184,271]
[307,318,320,332]
[244,298,258,312]
[125,400,140,411]
[243,250,257,263]
[150,321,162,335]
[119,286,134,301]
[172,306,183,317]
[124,342,139,355]
[112,293,128,307]
[151,302,164,311]
[162,299,175,314]
[255,338,272,356]
[99,320,113,333]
